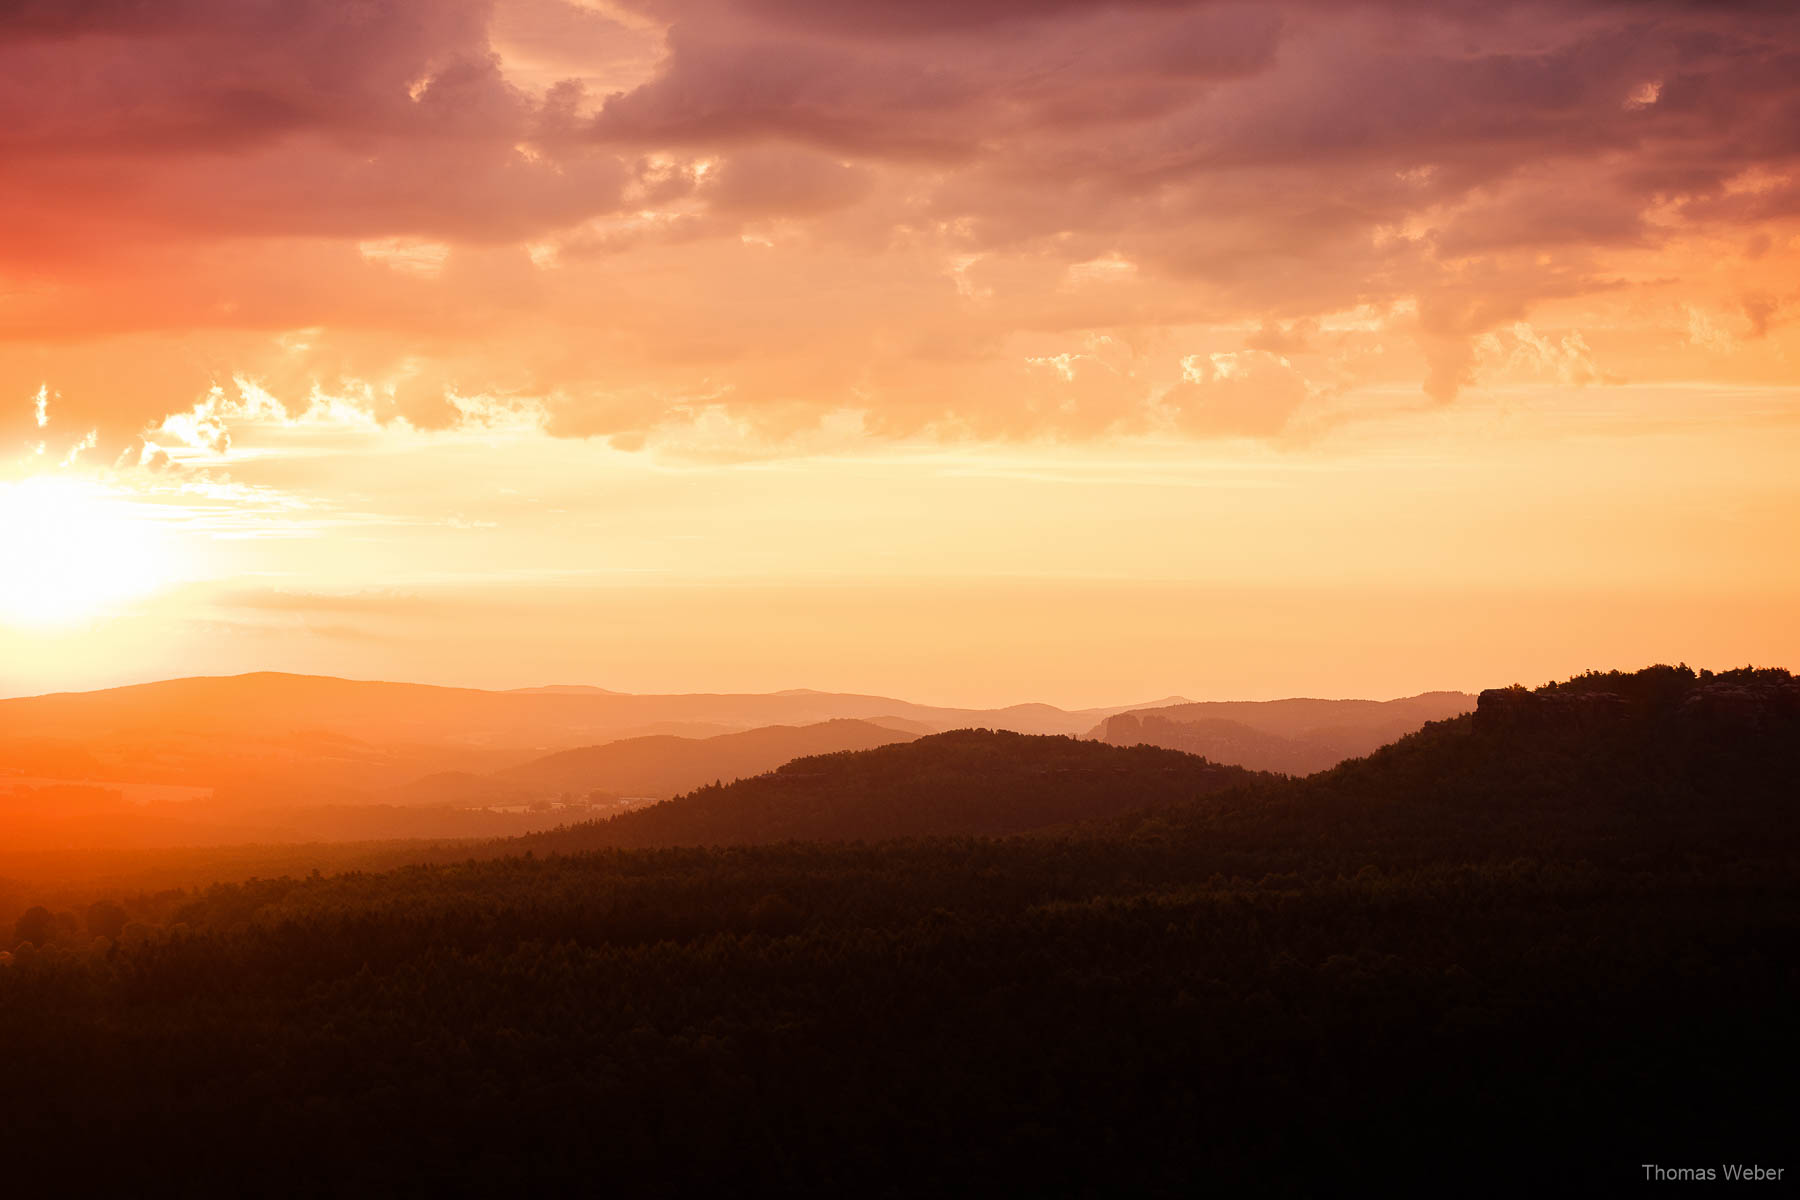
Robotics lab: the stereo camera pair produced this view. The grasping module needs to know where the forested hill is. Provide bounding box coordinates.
[1114,664,1800,864]
[1,666,1793,1192]
[521,665,1799,861]
[516,729,1262,851]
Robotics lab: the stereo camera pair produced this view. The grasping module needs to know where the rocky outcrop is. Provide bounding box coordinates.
[1477,677,1800,734]
[1678,681,1800,728]
[1474,688,1629,732]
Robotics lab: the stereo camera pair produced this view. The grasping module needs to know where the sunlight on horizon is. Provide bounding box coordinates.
[0,475,181,628]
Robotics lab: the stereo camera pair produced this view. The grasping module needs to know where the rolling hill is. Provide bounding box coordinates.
[1093,690,1475,774]
[488,718,920,800]
[0,672,1183,798]
[518,729,1262,851]
[2,665,1792,1193]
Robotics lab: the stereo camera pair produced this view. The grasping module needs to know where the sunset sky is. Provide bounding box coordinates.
[2,0,1797,705]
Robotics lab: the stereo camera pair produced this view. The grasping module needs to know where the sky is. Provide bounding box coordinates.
[1,0,1797,706]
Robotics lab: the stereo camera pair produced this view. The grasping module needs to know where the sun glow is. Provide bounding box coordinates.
[0,476,174,627]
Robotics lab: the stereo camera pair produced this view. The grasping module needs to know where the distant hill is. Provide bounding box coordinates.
[862,716,938,736]
[491,719,918,800]
[1093,691,1475,774]
[0,672,1181,798]
[506,685,626,696]
[519,729,1262,851]
[0,717,923,851]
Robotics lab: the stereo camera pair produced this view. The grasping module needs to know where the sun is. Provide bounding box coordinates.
[0,475,173,627]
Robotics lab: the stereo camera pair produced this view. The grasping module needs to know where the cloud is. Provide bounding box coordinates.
[706,145,874,217]
[1475,323,1611,387]
[0,0,1797,460]
[1162,350,1313,438]
[1742,292,1782,338]
[60,429,98,467]
[1686,306,1738,354]
[591,4,1282,155]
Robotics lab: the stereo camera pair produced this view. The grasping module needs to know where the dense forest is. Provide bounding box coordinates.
[1,666,1794,1193]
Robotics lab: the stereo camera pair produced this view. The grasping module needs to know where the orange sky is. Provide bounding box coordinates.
[2,0,1798,706]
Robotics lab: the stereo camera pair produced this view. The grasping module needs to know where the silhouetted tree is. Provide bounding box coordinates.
[85,899,127,941]
[12,905,54,948]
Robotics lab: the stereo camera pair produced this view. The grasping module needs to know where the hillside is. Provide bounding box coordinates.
[1095,690,1475,774]
[490,718,919,800]
[1,666,1791,1192]
[519,729,1261,851]
[0,717,921,852]
[1114,665,1800,862]
[0,776,637,853]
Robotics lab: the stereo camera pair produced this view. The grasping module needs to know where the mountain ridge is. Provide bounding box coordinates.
[0,672,1364,798]
[489,718,919,801]
[1093,689,1476,774]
